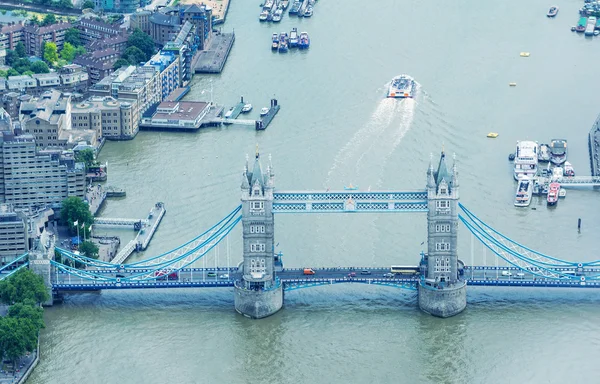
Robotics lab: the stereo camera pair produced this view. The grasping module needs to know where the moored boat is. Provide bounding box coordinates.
[577,17,588,32]
[282,0,289,9]
[289,0,301,14]
[260,107,270,116]
[271,33,279,50]
[549,139,567,165]
[278,32,289,52]
[304,5,313,17]
[538,143,551,162]
[547,182,560,206]
[513,140,538,180]
[387,74,416,98]
[242,104,253,113]
[514,177,533,207]
[298,31,310,49]
[272,8,283,22]
[547,5,558,17]
[259,10,269,21]
[563,161,575,177]
[289,28,299,47]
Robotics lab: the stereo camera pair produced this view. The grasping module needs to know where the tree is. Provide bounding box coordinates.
[22,70,34,76]
[43,42,58,65]
[123,46,147,65]
[60,196,94,236]
[0,269,49,305]
[4,49,16,66]
[59,0,73,8]
[41,14,56,27]
[7,69,19,77]
[60,42,76,62]
[127,28,155,61]
[79,241,99,259]
[74,46,86,56]
[8,300,45,331]
[82,0,94,9]
[12,58,31,74]
[64,27,81,47]
[75,148,95,169]
[0,317,29,371]
[113,58,131,70]
[30,61,50,74]
[15,42,26,58]
[0,70,6,78]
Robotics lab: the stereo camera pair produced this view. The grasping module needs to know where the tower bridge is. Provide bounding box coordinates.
[10,149,600,319]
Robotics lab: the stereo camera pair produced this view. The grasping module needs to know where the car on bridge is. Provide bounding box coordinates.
[207,272,217,277]
[383,273,394,278]
[154,270,178,280]
[360,270,371,275]
[303,268,316,275]
[219,273,230,279]
[348,272,356,278]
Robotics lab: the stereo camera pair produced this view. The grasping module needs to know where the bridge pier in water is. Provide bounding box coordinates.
[419,151,467,317]
[234,150,283,318]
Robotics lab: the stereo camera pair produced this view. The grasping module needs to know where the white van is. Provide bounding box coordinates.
[501,271,512,277]
[514,272,525,279]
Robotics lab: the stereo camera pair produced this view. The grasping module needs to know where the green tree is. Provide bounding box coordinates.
[30,61,50,74]
[74,45,86,56]
[4,49,16,66]
[0,269,49,305]
[22,70,34,76]
[43,42,58,65]
[8,300,45,331]
[123,46,147,65]
[82,0,94,9]
[60,42,76,62]
[79,241,99,259]
[0,70,7,78]
[7,68,19,77]
[127,28,154,61]
[0,317,29,371]
[64,27,81,47]
[75,148,95,169]
[12,57,31,74]
[60,196,94,236]
[113,58,131,70]
[15,42,26,58]
[41,14,56,27]
[59,0,73,8]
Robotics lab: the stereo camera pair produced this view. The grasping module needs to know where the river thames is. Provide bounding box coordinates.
[29,0,600,382]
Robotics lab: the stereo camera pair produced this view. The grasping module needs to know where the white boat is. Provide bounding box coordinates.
[259,10,269,21]
[241,104,253,113]
[224,108,233,118]
[563,161,575,177]
[538,143,551,162]
[513,141,538,180]
[260,107,270,116]
[558,188,566,198]
[387,74,416,98]
[514,176,533,207]
[272,9,283,22]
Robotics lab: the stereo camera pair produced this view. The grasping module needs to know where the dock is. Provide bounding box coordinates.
[223,97,247,125]
[589,113,600,176]
[105,186,126,198]
[86,184,107,216]
[195,31,235,74]
[111,202,166,265]
[256,98,281,130]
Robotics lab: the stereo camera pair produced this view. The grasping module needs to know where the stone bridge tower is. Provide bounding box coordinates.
[234,148,283,319]
[418,150,467,318]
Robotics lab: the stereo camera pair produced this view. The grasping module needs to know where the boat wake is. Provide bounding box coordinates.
[325,86,418,188]
[325,97,398,187]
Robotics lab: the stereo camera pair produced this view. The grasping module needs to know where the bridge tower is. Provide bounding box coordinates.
[234,148,283,319]
[28,231,55,306]
[418,151,467,317]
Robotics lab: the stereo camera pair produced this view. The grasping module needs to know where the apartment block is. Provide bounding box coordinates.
[0,204,27,265]
[71,96,139,140]
[73,48,119,86]
[24,22,72,57]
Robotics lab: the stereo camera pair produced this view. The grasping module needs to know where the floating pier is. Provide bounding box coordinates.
[223,97,246,125]
[105,186,126,198]
[256,98,280,130]
[110,202,166,265]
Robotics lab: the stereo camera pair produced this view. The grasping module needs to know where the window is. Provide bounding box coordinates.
[434,257,451,273]
[249,225,265,234]
[435,241,450,251]
[250,243,266,252]
[436,201,449,208]
[250,201,264,210]
[435,224,451,233]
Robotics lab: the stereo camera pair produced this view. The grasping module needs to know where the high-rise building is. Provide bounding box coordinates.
[0,204,28,265]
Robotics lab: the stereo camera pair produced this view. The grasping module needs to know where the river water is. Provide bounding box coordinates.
[28,0,600,382]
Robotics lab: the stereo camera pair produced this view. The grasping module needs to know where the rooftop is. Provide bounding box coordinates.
[152,101,208,121]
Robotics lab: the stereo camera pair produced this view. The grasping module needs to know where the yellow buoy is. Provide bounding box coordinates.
[487,132,499,138]
[509,82,517,86]
[520,52,530,57]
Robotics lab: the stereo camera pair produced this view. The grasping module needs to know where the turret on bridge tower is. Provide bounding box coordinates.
[419,151,467,317]
[234,148,283,318]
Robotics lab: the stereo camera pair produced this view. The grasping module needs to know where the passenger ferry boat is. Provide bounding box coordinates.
[538,143,551,162]
[514,177,533,207]
[513,140,538,180]
[549,139,567,165]
[547,182,560,206]
[387,75,416,98]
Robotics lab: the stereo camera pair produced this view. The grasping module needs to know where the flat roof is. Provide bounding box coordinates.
[153,101,208,121]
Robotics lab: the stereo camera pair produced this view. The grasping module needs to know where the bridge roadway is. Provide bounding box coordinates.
[51,266,600,290]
